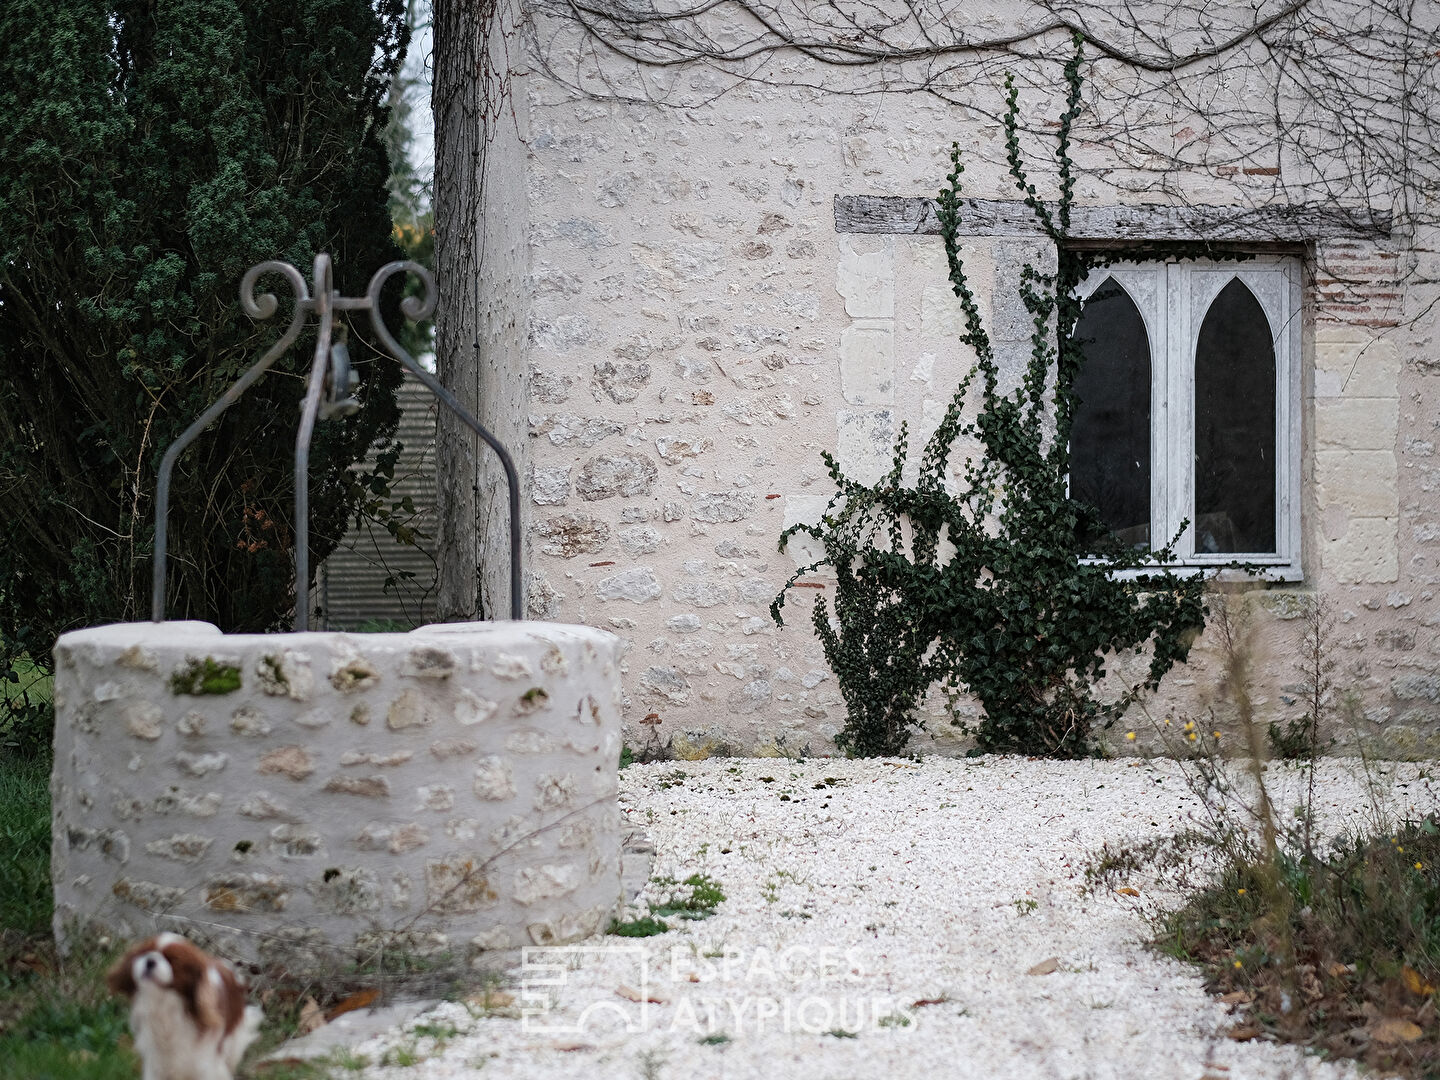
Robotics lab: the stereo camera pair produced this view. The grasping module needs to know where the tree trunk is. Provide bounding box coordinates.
[432,0,529,621]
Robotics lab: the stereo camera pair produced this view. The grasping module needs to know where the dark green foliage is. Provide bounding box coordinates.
[772,37,1207,758]
[0,756,52,934]
[0,0,411,668]
[167,656,242,695]
[1267,714,1326,761]
[0,651,53,760]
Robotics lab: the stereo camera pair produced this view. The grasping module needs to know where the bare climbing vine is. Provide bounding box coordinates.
[521,0,1438,292]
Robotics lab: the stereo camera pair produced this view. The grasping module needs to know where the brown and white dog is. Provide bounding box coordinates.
[106,933,262,1080]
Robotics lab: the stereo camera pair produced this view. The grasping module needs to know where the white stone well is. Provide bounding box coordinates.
[51,620,623,969]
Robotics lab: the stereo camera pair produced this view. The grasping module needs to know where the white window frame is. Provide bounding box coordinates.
[1075,255,1302,581]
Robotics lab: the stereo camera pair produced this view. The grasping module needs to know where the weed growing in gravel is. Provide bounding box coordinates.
[609,913,671,938]
[1098,591,1440,1077]
[381,1041,425,1067]
[610,873,726,937]
[330,1048,371,1072]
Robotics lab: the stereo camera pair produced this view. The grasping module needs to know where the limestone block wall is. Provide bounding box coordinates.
[448,3,1440,759]
[51,621,622,968]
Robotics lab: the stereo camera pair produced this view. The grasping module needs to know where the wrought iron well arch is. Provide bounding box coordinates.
[151,254,522,628]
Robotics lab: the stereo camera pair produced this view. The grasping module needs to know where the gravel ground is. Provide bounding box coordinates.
[348,755,1439,1080]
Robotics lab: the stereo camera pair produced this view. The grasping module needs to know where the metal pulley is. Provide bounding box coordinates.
[320,339,362,420]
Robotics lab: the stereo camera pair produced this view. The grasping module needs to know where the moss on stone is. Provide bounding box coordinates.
[257,654,288,691]
[169,657,242,696]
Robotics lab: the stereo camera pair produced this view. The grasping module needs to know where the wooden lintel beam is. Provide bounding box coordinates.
[833,195,1391,241]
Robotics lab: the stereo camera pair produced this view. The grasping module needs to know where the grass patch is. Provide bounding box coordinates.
[0,756,52,936]
[0,758,140,1079]
[0,931,136,1080]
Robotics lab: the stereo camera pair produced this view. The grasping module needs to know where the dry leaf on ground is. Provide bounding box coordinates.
[296,996,326,1034]
[1402,965,1436,997]
[1115,887,1140,897]
[325,987,379,1022]
[1218,990,1254,1005]
[1371,1017,1424,1044]
[1226,1024,1262,1041]
[615,984,668,1004]
[1026,957,1060,976]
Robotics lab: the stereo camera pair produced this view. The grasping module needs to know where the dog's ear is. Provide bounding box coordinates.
[193,965,226,1031]
[159,938,225,1031]
[105,942,145,999]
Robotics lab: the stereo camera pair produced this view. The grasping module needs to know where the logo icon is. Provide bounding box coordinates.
[518,945,650,1034]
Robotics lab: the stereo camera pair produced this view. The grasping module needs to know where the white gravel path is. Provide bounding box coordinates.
[347,756,1439,1080]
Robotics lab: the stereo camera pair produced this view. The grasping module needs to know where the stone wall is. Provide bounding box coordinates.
[445,6,1440,758]
[51,621,623,967]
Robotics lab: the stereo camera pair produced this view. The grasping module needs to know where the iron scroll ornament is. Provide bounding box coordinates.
[151,254,524,629]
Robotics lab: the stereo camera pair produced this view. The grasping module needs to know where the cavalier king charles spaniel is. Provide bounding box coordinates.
[106,933,262,1080]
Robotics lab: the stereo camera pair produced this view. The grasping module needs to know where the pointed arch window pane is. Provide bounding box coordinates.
[1070,278,1151,551]
[1194,278,1276,554]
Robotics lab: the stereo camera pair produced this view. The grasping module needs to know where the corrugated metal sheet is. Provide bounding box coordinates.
[316,371,438,630]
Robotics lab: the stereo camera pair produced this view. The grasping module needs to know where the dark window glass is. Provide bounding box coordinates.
[1194,278,1276,554]
[1070,278,1151,551]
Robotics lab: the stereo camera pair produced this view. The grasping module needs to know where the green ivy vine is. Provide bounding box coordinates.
[771,35,1209,759]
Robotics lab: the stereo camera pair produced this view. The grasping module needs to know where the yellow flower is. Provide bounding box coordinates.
[1233,959,1243,968]
[1187,732,1197,741]
[1212,732,1221,739]
[1184,721,1195,732]
[1126,731,1136,741]
[1417,862,1425,871]
[1399,847,1406,853]
[1237,888,1246,896]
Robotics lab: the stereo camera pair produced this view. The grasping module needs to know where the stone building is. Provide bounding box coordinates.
[434,0,1440,757]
